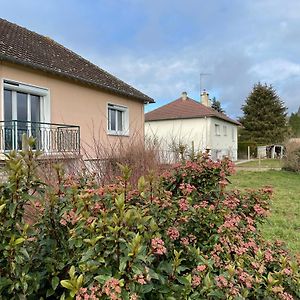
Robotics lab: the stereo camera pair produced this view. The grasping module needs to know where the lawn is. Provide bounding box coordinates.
[236,158,283,169]
[229,169,300,254]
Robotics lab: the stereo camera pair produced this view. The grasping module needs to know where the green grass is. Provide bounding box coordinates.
[236,158,283,168]
[229,170,300,254]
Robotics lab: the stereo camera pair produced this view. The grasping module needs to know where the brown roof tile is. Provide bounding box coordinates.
[0,18,154,103]
[145,97,240,125]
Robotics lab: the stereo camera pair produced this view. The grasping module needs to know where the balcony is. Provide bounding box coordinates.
[0,120,80,156]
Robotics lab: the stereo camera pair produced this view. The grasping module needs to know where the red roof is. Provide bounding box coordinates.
[0,18,154,103]
[145,97,240,125]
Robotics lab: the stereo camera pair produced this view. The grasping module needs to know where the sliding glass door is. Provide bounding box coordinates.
[4,89,41,150]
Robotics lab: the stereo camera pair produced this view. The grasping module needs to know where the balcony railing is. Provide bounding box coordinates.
[0,120,80,155]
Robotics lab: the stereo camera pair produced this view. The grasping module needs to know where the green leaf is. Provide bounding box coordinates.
[60,280,74,290]
[138,176,146,191]
[203,272,212,288]
[46,288,55,297]
[0,278,13,292]
[69,266,76,279]
[51,276,60,290]
[77,274,84,288]
[14,237,25,245]
[119,256,128,272]
[0,203,6,213]
[70,290,76,297]
[140,283,153,293]
[19,248,30,259]
[207,290,225,298]
[177,276,190,286]
[148,268,160,280]
[94,274,111,284]
[60,293,66,300]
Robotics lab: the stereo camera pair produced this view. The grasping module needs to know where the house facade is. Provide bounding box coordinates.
[0,18,153,159]
[145,91,239,161]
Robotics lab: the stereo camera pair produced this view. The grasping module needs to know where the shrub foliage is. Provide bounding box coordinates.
[283,140,300,172]
[0,142,299,299]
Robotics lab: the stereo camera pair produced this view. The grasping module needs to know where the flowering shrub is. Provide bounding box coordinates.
[0,141,299,299]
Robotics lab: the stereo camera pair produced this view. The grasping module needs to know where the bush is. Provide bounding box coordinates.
[82,133,162,186]
[282,140,300,172]
[0,142,299,299]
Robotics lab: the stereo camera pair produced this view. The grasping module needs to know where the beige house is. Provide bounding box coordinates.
[145,91,240,161]
[0,18,153,160]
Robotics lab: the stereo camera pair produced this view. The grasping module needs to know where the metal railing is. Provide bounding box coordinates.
[0,120,80,155]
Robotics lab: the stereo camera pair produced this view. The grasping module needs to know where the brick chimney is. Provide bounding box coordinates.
[201,89,210,106]
[181,91,188,100]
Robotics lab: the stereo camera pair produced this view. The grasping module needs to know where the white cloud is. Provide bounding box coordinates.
[249,59,300,82]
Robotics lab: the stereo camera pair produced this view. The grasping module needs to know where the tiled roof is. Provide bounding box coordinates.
[0,18,154,103]
[145,97,240,125]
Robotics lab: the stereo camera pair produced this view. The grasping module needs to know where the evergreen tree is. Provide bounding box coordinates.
[288,109,300,137]
[211,97,225,113]
[239,82,287,144]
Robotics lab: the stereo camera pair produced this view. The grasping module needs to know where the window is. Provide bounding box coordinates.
[107,103,128,135]
[223,125,227,136]
[3,80,49,150]
[215,124,220,136]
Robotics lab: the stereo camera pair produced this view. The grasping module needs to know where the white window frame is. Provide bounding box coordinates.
[107,103,129,136]
[223,125,227,136]
[215,124,220,136]
[1,79,51,151]
[2,79,50,123]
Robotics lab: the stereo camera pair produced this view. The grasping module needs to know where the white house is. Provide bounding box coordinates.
[145,91,240,161]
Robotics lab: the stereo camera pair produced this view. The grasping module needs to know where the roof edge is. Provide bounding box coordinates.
[0,54,155,104]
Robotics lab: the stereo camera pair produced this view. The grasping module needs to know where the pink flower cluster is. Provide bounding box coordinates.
[151,238,167,255]
[92,202,105,214]
[214,275,241,296]
[199,201,208,208]
[254,204,268,216]
[103,278,122,300]
[133,274,147,285]
[130,293,139,300]
[218,214,241,233]
[264,249,274,262]
[223,196,240,210]
[237,270,253,288]
[76,284,102,300]
[179,183,196,195]
[191,275,201,288]
[180,237,190,246]
[196,265,207,272]
[215,275,228,288]
[166,227,180,240]
[278,292,294,300]
[60,209,81,226]
[179,198,189,211]
[262,186,273,194]
[180,234,197,246]
[86,216,97,225]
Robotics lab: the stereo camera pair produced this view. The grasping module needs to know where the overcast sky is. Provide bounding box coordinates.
[1,0,300,117]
